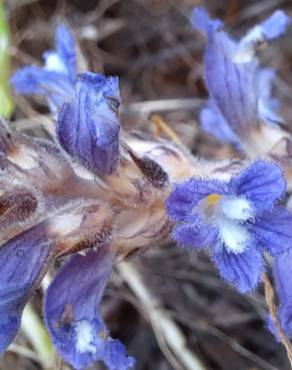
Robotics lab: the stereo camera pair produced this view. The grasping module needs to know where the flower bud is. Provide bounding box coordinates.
[56,72,121,177]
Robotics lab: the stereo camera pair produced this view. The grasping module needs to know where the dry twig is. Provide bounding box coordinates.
[117,260,207,370]
[151,114,183,145]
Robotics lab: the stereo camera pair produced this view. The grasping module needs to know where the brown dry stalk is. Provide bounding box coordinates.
[150,114,183,146]
[117,261,207,370]
[263,272,292,366]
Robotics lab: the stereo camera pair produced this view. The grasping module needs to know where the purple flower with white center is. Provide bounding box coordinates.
[192,8,290,146]
[11,25,76,113]
[56,72,121,176]
[166,160,292,293]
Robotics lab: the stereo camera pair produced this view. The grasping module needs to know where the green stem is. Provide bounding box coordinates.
[21,303,54,368]
[0,0,14,117]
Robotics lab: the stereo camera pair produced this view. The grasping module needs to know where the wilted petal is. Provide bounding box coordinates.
[172,217,217,249]
[0,187,39,232]
[200,100,241,146]
[166,178,227,221]
[213,244,263,293]
[229,160,286,211]
[0,119,77,202]
[0,224,54,353]
[251,207,292,256]
[44,247,135,370]
[56,72,121,177]
[236,10,291,63]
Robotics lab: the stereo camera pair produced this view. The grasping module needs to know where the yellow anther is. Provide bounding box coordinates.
[204,193,222,207]
[99,330,108,340]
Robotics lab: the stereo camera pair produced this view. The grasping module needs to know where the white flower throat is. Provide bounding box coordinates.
[199,194,255,254]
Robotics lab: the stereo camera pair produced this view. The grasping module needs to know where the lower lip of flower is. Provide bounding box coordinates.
[199,193,254,254]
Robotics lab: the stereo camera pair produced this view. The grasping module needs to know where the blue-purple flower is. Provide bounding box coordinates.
[11,26,121,177]
[166,160,292,292]
[11,25,76,113]
[0,222,134,370]
[45,248,135,370]
[192,8,291,146]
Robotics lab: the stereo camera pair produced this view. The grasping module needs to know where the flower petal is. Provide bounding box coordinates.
[54,24,76,78]
[44,247,135,370]
[274,250,292,301]
[192,7,258,138]
[172,218,217,249]
[11,66,65,95]
[200,100,241,146]
[166,178,227,221]
[258,68,283,126]
[56,73,121,177]
[11,66,74,111]
[272,251,292,338]
[229,160,286,211]
[212,245,263,293]
[191,7,222,34]
[258,10,291,40]
[11,25,76,113]
[251,207,292,256]
[192,8,290,144]
[43,25,76,80]
[199,71,282,145]
[235,10,291,63]
[0,224,54,353]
